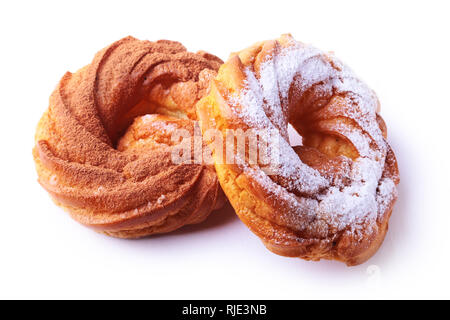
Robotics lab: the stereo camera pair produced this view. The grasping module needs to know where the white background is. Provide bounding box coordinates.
[1,0,449,299]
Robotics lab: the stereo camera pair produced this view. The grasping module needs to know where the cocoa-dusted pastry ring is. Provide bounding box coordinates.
[33,36,225,238]
[197,34,399,265]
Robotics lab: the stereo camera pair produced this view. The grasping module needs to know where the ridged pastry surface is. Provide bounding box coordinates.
[197,34,399,265]
[33,36,224,237]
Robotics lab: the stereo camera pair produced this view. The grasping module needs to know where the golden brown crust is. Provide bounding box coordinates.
[197,34,400,266]
[33,36,225,237]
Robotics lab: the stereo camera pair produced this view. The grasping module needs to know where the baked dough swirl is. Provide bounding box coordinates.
[197,34,399,265]
[33,36,225,238]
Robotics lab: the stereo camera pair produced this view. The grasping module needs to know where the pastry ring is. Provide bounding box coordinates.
[33,36,225,238]
[197,34,399,265]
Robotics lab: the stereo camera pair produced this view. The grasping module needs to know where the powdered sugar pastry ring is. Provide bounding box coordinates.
[197,34,399,266]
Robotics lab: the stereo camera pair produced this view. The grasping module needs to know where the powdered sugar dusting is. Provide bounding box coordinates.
[317,158,381,230]
[229,68,328,194]
[226,37,397,238]
[376,178,397,219]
